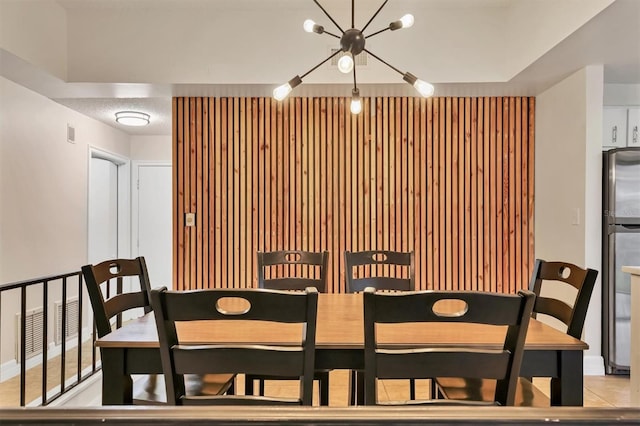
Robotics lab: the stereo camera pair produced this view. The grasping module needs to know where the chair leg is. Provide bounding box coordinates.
[356,370,364,405]
[431,379,445,399]
[349,370,356,405]
[318,372,330,406]
[227,377,235,395]
[244,375,254,396]
[410,378,416,400]
[259,379,265,396]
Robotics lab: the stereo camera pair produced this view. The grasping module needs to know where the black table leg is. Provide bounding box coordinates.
[551,350,583,406]
[101,348,132,405]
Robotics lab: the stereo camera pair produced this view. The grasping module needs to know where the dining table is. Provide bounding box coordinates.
[96,292,588,406]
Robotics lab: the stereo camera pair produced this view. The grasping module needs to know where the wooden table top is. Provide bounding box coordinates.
[96,293,588,351]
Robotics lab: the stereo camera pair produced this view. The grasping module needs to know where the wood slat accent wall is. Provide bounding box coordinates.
[173,96,535,293]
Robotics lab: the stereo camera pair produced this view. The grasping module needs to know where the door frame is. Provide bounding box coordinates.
[87,147,131,263]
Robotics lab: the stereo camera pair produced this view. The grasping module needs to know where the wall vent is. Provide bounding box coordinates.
[330,49,368,67]
[15,308,44,360]
[54,298,79,345]
[67,124,75,143]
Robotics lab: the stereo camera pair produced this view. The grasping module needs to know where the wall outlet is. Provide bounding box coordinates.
[572,208,581,226]
[185,213,195,227]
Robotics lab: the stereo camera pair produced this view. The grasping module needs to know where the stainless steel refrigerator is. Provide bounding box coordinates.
[603,147,640,374]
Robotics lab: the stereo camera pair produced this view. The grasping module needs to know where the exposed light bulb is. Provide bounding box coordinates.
[350,98,362,114]
[413,79,434,97]
[273,83,293,101]
[338,54,354,74]
[400,14,415,28]
[350,89,362,114]
[303,19,316,33]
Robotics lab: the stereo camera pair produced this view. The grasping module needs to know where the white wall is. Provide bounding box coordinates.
[604,84,640,105]
[0,76,130,365]
[0,0,67,80]
[130,135,171,162]
[535,65,604,375]
[504,0,613,79]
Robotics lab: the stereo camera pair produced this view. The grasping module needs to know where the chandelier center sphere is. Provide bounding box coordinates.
[340,29,365,56]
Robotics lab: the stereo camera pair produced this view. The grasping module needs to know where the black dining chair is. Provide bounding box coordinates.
[435,259,598,406]
[363,287,536,406]
[344,250,416,404]
[151,286,318,405]
[82,257,235,404]
[345,250,415,293]
[245,250,330,405]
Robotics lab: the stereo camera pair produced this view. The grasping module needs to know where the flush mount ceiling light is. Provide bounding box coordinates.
[273,0,434,114]
[115,111,150,126]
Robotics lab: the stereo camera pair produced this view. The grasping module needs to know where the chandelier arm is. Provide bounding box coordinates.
[352,0,355,28]
[364,27,390,39]
[300,49,343,79]
[312,0,344,34]
[353,63,358,90]
[361,0,389,33]
[322,30,341,39]
[363,48,404,76]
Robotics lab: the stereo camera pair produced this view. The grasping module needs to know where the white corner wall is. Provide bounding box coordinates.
[604,84,640,105]
[130,135,171,162]
[535,65,604,375]
[0,76,130,365]
[0,0,68,80]
[504,0,613,79]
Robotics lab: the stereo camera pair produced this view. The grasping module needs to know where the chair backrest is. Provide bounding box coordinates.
[345,250,414,293]
[258,250,329,292]
[151,287,318,406]
[363,288,536,406]
[81,257,153,338]
[528,259,598,339]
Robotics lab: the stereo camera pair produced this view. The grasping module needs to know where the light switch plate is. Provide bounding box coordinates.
[185,213,195,227]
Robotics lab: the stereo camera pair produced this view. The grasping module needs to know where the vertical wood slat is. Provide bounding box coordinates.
[173,96,534,294]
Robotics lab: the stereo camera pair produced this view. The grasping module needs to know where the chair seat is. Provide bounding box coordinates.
[131,373,236,405]
[435,377,550,407]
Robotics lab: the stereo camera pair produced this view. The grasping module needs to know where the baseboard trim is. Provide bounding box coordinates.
[45,373,102,407]
[1,329,93,382]
[584,355,605,375]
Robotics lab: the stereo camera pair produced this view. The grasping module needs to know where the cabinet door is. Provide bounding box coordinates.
[603,107,627,148]
[628,108,640,147]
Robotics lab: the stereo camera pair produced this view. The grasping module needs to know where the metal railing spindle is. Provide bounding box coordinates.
[42,281,49,405]
[60,277,68,395]
[19,286,27,407]
[76,274,84,381]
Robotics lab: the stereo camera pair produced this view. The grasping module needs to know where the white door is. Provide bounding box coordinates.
[136,164,172,289]
[88,158,119,264]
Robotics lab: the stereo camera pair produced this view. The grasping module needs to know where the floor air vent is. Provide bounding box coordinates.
[15,308,44,360]
[55,298,79,345]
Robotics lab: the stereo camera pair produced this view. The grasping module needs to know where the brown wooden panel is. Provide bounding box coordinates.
[173,96,535,294]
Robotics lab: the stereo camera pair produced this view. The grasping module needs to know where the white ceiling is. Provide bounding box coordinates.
[1,0,639,136]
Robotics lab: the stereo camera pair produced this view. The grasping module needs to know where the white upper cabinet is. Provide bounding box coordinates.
[628,108,640,148]
[603,107,640,149]
[603,107,627,148]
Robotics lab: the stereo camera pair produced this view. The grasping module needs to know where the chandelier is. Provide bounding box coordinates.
[272,0,434,114]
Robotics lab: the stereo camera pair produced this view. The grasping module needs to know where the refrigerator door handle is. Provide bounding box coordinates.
[610,224,640,233]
